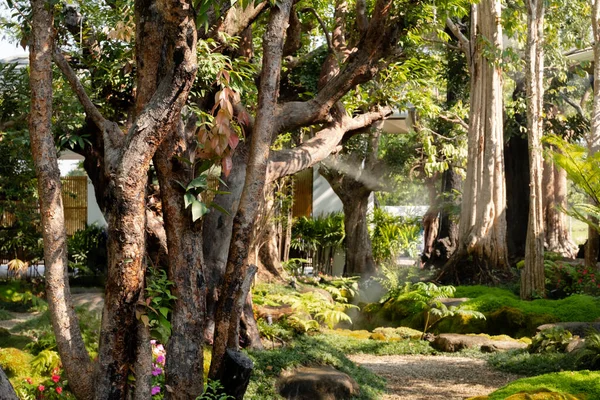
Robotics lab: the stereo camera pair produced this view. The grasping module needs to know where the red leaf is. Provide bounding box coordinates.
[228,133,240,149]
[222,156,233,177]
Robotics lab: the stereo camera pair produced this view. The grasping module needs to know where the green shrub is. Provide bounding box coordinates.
[484,370,600,400]
[488,349,576,376]
[0,348,33,378]
[370,208,421,261]
[529,327,573,354]
[246,334,386,400]
[572,329,600,370]
[0,328,32,350]
[68,224,107,277]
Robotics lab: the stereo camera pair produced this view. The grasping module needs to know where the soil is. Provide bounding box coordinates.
[348,354,521,400]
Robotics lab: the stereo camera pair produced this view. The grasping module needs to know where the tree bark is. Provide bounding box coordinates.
[0,367,17,400]
[28,2,94,399]
[209,0,293,386]
[155,121,206,400]
[341,191,375,275]
[505,134,529,261]
[441,0,510,284]
[588,0,600,270]
[543,160,577,257]
[522,0,546,300]
[428,168,461,267]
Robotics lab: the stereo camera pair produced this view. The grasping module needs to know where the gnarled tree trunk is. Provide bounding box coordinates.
[29,1,93,398]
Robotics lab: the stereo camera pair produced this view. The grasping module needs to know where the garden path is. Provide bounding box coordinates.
[348,354,520,400]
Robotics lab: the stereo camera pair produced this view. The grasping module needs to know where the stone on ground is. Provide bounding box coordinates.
[537,322,600,337]
[277,366,359,400]
[432,334,527,353]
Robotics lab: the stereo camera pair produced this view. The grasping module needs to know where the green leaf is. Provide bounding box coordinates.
[159,307,169,318]
[184,193,196,209]
[209,202,230,215]
[191,200,209,221]
[187,175,208,190]
[174,155,193,166]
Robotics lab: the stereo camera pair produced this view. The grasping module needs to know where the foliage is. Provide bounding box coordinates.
[0,347,32,378]
[572,329,600,371]
[246,334,386,400]
[150,340,167,399]
[0,281,46,313]
[483,371,600,400]
[488,349,574,376]
[290,213,345,274]
[369,208,421,261]
[195,381,234,400]
[544,136,600,233]
[18,370,74,400]
[528,327,573,354]
[142,267,177,344]
[544,259,600,298]
[0,327,32,350]
[67,224,107,277]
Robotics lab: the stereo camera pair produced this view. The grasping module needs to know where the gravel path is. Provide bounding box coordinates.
[348,354,521,400]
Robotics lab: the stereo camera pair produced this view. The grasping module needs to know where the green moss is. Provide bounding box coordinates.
[0,348,33,378]
[455,286,520,300]
[486,371,600,400]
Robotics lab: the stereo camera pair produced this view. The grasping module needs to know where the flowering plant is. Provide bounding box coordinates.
[150,340,166,399]
[19,369,73,399]
[545,259,600,298]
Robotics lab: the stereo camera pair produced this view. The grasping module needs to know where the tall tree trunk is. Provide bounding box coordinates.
[543,160,577,257]
[209,0,294,387]
[421,176,440,262]
[428,168,461,267]
[522,0,545,300]
[155,121,206,400]
[28,2,93,399]
[588,0,600,270]
[341,191,375,275]
[441,0,510,284]
[0,367,17,400]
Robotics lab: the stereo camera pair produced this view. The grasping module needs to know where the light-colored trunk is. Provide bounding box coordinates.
[28,1,93,398]
[522,0,545,300]
[587,0,600,269]
[543,160,577,257]
[449,0,509,280]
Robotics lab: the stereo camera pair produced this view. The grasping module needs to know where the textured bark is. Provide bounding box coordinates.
[28,2,94,399]
[155,122,206,400]
[441,0,510,283]
[522,0,545,300]
[428,168,461,267]
[133,321,152,400]
[0,367,17,400]
[320,129,381,277]
[209,0,293,385]
[543,160,577,257]
[422,177,440,261]
[588,0,600,270]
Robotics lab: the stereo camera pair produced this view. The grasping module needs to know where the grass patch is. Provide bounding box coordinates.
[484,370,600,399]
[488,349,576,376]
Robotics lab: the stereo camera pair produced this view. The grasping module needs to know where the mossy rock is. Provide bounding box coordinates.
[485,371,600,400]
[370,332,386,341]
[486,307,559,338]
[371,327,422,340]
[435,312,487,334]
[326,329,372,340]
[0,348,33,378]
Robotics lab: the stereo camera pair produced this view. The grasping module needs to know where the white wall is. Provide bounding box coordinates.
[87,179,107,227]
[311,165,343,216]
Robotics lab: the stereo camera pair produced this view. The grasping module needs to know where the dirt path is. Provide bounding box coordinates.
[348,354,521,400]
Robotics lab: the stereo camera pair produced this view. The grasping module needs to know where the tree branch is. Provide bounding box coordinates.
[267,106,392,182]
[300,7,334,53]
[355,0,368,35]
[53,48,123,151]
[445,17,471,65]
[439,113,469,130]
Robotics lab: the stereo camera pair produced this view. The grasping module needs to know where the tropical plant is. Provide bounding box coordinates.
[545,136,600,232]
[67,224,107,276]
[143,267,177,344]
[573,328,600,370]
[370,208,421,262]
[528,327,573,354]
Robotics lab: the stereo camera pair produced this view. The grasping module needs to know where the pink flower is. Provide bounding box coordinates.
[56,387,63,394]
[583,270,588,275]
[152,366,163,376]
[151,386,161,395]
[38,385,45,392]
[578,278,583,284]
[52,374,60,383]
[156,355,165,365]
[25,378,32,384]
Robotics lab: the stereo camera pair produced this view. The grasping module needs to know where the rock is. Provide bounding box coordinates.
[537,322,600,337]
[432,334,527,353]
[277,366,359,400]
[566,337,586,353]
[439,297,470,307]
